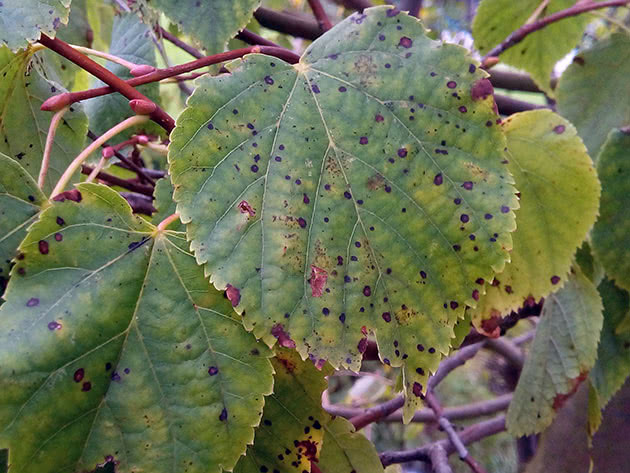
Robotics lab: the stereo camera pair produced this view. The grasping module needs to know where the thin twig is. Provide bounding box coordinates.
[41,46,301,111]
[308,0,334,30]
[51,115,150,198]
[482,0,630,63]
[156,213,180,232]
[485,338,525,370]
[114,163,165,179]
[158,26,204,59]
[399,0,423,17]
[429,445,454,473]
[85,155,108,183]
[254,7,322,40]
[495,94,548,115]
[380,416,506,467]
[152,30,193,96]
[489,69,552,93]
[80,165,154,196]
[120,192,156,215]
[87,130,155,185]
[39,106,69,189]
[324,393,512,423]
[38,34,175,132]
[235,29,281,47]
[331,0,373,11]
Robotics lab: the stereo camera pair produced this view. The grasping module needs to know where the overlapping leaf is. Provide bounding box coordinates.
[150,0,261,54]
[557,34,630,157]
[0,183,273,473]
[0,47,88,194]
[0,153,46,296]
[506,269,603,436]
[588,278,630,434]
[473,0,591,96]
[0,0,71,51]
[470,110,600,330]
[169,6,517,420]
[86,13,160,143]
[592,128,630,291]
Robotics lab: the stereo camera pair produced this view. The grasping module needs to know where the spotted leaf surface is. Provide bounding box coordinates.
[588,278,630,435]
[319,417,385,473]
[592,128,630,291]
[0,47,88,194]
[86,13,161,143]
[0,0,71,51]
[557,34,630,157]
[233,349,332,473]
[151,0,261,54]
[470,111,600,331]
[0,184,273,473]
[506,269,603,436]
[0,153,46,296]
[170,6,517,420]
[473,0,590,96]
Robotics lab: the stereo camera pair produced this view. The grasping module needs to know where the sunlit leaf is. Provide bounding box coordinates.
[0,47,88,194]
[0,153,46,297]
[470,110,600,330]
[0,183,273,473]
[473,0,590,96]
[169,6,517,420]
[591,128,630,291]
[557,34,630,157]
[506,269,603,436]
[0,0,71,52]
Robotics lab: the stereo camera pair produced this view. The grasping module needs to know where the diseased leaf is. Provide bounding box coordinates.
[85,13,160,143]
[470,110,600,330]
[0,153,46,296]
[473,0,590,96]
[0,0,71,51]
[169,6,517,420]
[234,349,332,473]
[588,278,630,435]
[557,34,630,157]
[0,47,88,194]
[506,269,603,436]
[0,183,273,473]
[592,128,630,291]
[150,0,261,54]
[319,417,385,473]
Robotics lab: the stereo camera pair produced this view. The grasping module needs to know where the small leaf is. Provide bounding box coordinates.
[233,349,332,473]
[0,0,71,51]
[319,417,385,473]
[591,128,630,291]
[0,183,273,473]
[169,6,517,420]
[506,269,603,436]
[557,34,630,157]
[473,0,590,96]
[0,153,46,297]
[149,0,261,54]
[470,110,600,329]
[85,13,161,143]
[588,278,630,436]
[0,47,88,193]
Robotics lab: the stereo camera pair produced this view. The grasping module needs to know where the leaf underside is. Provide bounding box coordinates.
[470,110,600,330]
[0,184,273,473]
[506,269,603,436]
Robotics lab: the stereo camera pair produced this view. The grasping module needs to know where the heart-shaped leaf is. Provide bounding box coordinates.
[0,183,273,473]
[169,6,517,420]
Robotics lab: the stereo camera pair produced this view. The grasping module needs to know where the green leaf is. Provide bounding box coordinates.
[592,128,630,291]
[0,0,71,52]
[234,349,332,473]
[0,47,88,194]
[575,241,604,286]
[473,0,590,96]
[85,13,160,143]
[0,183,273,473]
[169,6,517,420]
[506,269,603,436]
[470,110,600,329]
[557,34,630,157]
[0,152,46,296]
[152,176,184,232]
[150,0,261,54]
[319,417,385,473]
[589,279,630,422]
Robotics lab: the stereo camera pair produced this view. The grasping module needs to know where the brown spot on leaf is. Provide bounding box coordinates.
[471,78,494,101]
[225,284,241,307]
[271,324,296,348]
[553,373,587,410]
[237,200,255,217]
[52,189,82,203]
[309,265,328,297]
[296,440,318,462]
[480,314,502,338]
